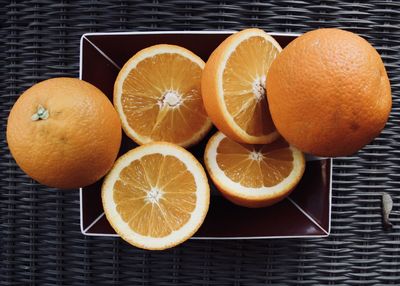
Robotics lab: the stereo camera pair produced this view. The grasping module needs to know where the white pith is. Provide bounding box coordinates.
[249,151,263,161]
[252,75,266,102]
[158,90,182,108]
[145,187,163,204]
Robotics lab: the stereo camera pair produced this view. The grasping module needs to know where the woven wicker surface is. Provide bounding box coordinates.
[1,1,399,285]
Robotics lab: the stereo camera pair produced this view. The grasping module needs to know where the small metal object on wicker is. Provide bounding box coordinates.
[382,193,393,231]
[0,0,399,284]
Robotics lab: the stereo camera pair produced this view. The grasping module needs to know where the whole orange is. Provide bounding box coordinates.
[267,28,392,157]
[6,78,122,189]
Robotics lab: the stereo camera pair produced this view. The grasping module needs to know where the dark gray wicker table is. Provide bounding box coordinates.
[1,1,399,285]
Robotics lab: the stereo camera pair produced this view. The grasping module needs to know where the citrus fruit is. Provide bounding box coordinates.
[102,142,210,250]
[201,28,282,144]
[204,132,305,208]
[6,77,122,189]
[114,44,212,147]
[267,28,392,157]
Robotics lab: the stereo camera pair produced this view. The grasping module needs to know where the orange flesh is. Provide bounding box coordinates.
[121,53,208,143]
[113,154,196,237]
[216,137,294,188]
[222,36,279,136]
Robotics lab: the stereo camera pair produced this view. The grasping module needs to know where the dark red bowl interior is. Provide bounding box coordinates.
[80,32,331,238]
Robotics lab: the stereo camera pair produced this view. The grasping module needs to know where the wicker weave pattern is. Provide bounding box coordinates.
[0,1,399,285]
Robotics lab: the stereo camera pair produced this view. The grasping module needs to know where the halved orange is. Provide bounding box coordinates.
[202,28,282,144]
[102,142,210,250]
[204,132,305,208]
[114,44,212,147]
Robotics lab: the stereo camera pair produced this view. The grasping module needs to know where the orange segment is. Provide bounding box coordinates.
[113,153,196,237]
[102,142,209,250]
[204,132,305,208]
[216,137,293,188]
[202,28,282,144]
[114,44,212,147]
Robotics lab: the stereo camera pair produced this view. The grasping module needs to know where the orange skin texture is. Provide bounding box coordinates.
[202,30,241,142]
[267,28,392,157]
[6,78,122,189]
